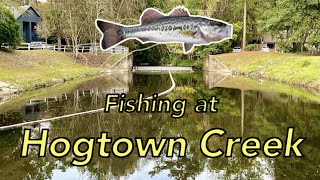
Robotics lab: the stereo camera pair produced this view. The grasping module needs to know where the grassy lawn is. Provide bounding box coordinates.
[215,51,320,88]
[0,50,99,90]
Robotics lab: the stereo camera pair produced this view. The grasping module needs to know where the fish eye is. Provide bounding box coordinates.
[209,21,216,26]
[210,21,223,27]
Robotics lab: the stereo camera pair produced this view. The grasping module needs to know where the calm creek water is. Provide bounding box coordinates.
[0,72,319,179]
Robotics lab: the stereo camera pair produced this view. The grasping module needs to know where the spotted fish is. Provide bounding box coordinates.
[96,6,233,54]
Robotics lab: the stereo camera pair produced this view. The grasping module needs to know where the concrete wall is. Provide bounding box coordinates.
[203,56,232,89]
[203,55,231,74]
[110,54,133,72]
[203,71,229,89]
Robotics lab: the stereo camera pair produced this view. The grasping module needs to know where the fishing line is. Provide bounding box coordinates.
[0,72,175,131]
[100,43,159,69]
[0,20,164,131]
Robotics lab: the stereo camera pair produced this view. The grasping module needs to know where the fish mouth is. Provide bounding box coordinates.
[226,24,232,38]
[205,24,232,42]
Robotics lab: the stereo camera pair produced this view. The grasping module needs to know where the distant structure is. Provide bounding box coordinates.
[10,5,41,43]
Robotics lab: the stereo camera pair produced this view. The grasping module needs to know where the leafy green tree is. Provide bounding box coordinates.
[258,0,320,52]
[0,5,21,49]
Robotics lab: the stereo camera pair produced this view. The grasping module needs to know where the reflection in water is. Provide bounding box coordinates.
[0,73,319,179]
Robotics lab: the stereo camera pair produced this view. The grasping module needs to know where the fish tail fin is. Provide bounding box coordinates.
[96,20,124,50]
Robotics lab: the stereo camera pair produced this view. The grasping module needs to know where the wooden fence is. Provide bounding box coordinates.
[12,42,128,55]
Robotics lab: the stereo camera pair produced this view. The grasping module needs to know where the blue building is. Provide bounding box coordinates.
[10,5,41,43]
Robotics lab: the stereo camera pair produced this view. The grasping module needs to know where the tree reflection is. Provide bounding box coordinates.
[0,73,319,179]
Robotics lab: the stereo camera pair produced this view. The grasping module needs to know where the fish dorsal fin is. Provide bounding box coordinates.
[169,6,190,17]
[140,9,165,24]
[183,43,194,53]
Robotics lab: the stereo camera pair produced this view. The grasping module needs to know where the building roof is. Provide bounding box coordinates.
[10,5,41,19]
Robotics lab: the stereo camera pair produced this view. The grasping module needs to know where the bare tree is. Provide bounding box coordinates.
[36,20,52,48]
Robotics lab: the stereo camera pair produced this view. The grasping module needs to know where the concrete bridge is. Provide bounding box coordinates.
[132,66,193,72]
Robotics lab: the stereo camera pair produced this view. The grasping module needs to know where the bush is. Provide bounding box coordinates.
[245,44,258,51]
[302,60,311,67]
[194,39,233,58]
[160,56,203,70]
[276,41,293,53]
[0,6,21,49]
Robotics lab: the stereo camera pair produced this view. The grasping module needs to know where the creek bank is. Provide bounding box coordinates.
[232,70,320,91]
[0,50,101,98]
[215,51,320,91]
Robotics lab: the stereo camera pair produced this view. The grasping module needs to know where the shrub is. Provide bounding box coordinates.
[0,6,21,49]
[160,56,203,70]
[245,44,258,51]
[302,60,311,67]
[276,41,293,53]
[195,39,233,58]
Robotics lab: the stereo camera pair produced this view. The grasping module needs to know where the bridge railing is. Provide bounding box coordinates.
[133,66,193,72]
[104,45,129,54]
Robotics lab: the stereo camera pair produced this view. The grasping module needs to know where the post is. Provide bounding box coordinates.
[76,45,78,57]
[29,22,32,43]
[242,0,247,50]
[241,90,244,136]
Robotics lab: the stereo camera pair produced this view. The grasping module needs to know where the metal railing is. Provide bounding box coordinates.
[133,66,193,71]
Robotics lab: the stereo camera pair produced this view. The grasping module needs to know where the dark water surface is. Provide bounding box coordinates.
[0,73,319,179]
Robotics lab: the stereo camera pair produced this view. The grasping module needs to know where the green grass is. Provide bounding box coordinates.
[215,51,320,88]
[0,50,99,90]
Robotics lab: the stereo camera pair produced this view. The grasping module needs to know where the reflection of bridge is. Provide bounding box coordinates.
[23,86,130,122]
[17,72,133,124]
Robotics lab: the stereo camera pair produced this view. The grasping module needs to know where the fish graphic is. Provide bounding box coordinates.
[96,6,233,54]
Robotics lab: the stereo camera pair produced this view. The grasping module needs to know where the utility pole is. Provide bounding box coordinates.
[242,0,247,50]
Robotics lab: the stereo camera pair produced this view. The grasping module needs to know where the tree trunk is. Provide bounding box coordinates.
[57,33,62,52]
[301,35,307,53]
[242,0,247,50]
